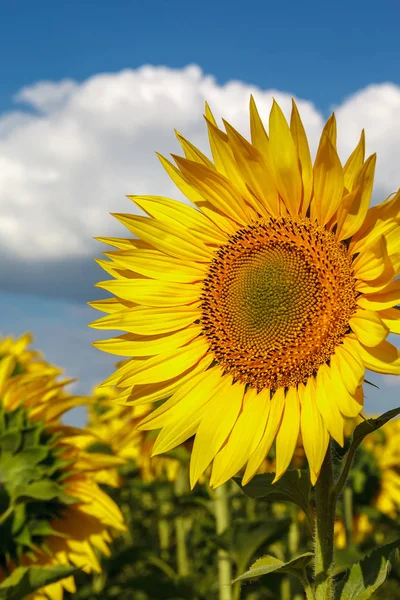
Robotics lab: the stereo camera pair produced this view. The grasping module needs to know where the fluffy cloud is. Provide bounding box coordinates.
[1,65,400,298]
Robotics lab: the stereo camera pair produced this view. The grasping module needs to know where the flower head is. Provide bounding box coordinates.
[91,98,400,487]
[0,334,126,600]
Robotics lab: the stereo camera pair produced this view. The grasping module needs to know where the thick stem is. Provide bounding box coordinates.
[314,444,336,600]
[215,483,233,600]
[174,465,190,577]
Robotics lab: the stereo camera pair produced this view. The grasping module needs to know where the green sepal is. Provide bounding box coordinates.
[0,430,22,454]
[234,470,312,526]
[0,565,80,600]
[337,538,400,599]
[233,552,313,583]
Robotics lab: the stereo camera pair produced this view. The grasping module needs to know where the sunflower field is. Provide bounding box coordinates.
[1,98,400,599]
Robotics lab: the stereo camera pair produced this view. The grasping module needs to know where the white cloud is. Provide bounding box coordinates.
[0,65,399,262]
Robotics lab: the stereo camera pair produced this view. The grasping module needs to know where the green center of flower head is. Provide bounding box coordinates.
[0,404,76,566]
[201,216,358,391]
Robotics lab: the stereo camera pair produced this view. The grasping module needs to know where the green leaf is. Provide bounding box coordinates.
[337,538,400,600]
[234,470,312,525]
[233,552,313,583]
[0,565,79,600]
[14,480,77,504]
[0,430,22,454]
[223,518,290,576]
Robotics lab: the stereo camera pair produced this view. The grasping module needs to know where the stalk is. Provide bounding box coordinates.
[215,483,233,600]
[313,444,336,599]
[174,465,190,577]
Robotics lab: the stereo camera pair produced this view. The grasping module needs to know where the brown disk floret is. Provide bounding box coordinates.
[201,216,358,391]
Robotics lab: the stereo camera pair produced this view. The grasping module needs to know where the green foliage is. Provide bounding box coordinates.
[234,470,312,526]
[0,565,79,600]
[0,405,77,565]
[233,552,313,583]
[336,539,400,599]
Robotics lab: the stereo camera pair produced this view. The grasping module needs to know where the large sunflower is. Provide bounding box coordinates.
[91,98,400,488]
[0,335,125,600]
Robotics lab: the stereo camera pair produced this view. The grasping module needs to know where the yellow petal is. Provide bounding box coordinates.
[378,307,400,334]
[354,338,400,375]
[273,387,301,482]
[175,130,215,168]
[90,305,200,335]
[158,153,238,236]
[350,198,400,255]
[210,387,271,487]
[290,99,313,215]
[92,326,202,357]
[114,336,209,387]
[269,100,302,215]
[249,95,269,156]
[88,298,125,314]
[190,379,244,488]
[352,235,392,283]
[321,113,337,147]
[113,213,212,261]
[329,357,364,417]
[242,387,285,485]
[300,379,329,485]
[333,340,365,394]
[349,309,389,347]
[151,368,225,453]
[107,249,206,283]
[315,365,344,446]
[129,195,227,245]
[223,120,280,216]
[205,118,240,180]
[95,236,148,250]
[122,354,214,406]
[95,279,201,306]
[357,279,400,311]
[337,154,376,241]
[173,155,251,224]
[311,134,344,226]
[343,129,365,191]
[138,365,219,429]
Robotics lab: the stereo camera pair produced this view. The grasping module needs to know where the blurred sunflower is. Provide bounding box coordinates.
[87,386,181,482]
[91,97,400,488]
[363,417,400,518]
[0,334,126,600]
[335,416,400,549]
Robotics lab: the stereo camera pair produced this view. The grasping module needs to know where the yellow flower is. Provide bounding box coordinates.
[91,98,400,488]
[87,385,181,482]
[0,335,126,600]
[363,417,400,518]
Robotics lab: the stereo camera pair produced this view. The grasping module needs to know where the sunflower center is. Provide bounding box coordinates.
[201,216,357,391]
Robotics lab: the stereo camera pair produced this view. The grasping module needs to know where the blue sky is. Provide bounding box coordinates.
[1,0,399,115]
[1,0,400,424]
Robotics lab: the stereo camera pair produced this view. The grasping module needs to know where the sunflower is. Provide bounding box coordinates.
[91,97,400,489]
[88,385,181,482]
[363,417,400,518]
[0,334,126,600]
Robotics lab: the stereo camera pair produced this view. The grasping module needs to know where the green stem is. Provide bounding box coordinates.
[174,465,190,577]
[334,437,363,503]
[343,486,353,547]
[215,483,233,600]
[0,504,13,526]
[314,444,336,600]
[299,570,316,600]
